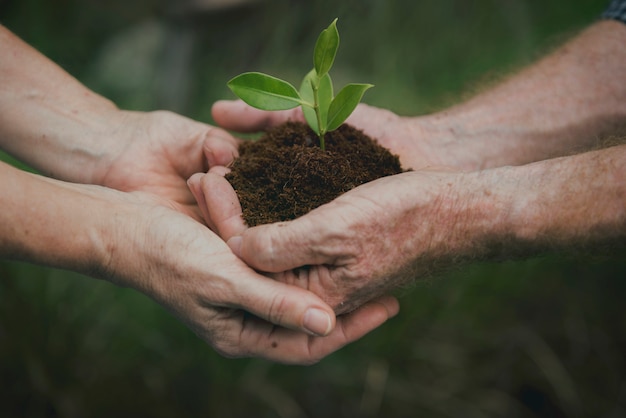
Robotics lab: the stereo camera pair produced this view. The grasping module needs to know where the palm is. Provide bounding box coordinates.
[100,111,236,219]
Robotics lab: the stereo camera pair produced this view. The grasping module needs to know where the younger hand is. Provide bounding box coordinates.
[94,110,239,220]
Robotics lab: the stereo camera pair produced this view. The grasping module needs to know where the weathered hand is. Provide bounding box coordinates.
[54,179,399,365]
[94,110,239,219]
[188,168,460,314]
[122,193,399,364]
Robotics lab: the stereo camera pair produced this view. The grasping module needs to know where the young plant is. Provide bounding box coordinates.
[227,19,373,151]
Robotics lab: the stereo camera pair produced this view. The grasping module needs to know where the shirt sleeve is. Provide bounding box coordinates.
[602,0,626,24]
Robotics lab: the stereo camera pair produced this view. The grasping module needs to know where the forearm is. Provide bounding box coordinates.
[500,145,626,254]
[451,145,626,261]
[0,25,123,183]
[416,20,626,171]
[0,160,116,275]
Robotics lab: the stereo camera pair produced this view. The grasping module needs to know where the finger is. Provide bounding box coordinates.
[211,100,304,133]
[208,165,231,176]
[233,295,399,365]
[203,126,240,167]
[328,294,399,344]
[187,173,217,231]
[228,266,337,338]
[228,214,337,273]
[200,172,247,240]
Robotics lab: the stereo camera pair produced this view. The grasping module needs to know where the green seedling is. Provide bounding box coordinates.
[227,19,373,151]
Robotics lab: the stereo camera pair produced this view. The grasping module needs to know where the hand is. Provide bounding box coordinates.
[188,168,460,314]
[0,26,238,220]
[211,100,456,171]
[0,25,400,365]
[9,169,398,365]
[123,195,399,364]
[93,112,406,364]
[93,110,239,220]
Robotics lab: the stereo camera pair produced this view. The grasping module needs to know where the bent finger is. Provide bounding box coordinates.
[203,126,240,168]
[200,172,247,241]
[187,173,217,231]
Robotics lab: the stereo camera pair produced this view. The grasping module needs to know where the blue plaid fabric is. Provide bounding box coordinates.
[602,0,626,23]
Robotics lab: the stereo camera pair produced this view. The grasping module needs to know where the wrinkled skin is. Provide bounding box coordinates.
[84,109,400,364]
[189,167,459,314]
[189,100,460,313]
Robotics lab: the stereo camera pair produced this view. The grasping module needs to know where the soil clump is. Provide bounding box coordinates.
[225,121,405,226]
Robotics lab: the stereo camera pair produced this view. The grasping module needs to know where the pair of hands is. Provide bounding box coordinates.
[189,101,461,315]
[107,18,626,363]
[97,106,428,364]
[184,102,468,361]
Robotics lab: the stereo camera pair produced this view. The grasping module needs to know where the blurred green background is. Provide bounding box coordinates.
[1,0,625,417]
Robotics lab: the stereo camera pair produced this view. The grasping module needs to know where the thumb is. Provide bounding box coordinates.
[232,268,336,336]
[212,100,304,133]
[228,216,336,273]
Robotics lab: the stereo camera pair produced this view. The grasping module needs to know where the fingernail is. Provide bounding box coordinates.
[228,236,242,258]
[303,308,332,336]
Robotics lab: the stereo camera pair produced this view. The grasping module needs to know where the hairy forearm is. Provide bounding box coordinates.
[453,144,626,262]
[0,25,122,183]
[501,144,626,254]
[417,20,626,171]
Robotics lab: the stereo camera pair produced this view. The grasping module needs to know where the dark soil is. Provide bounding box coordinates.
[225,121,405,227]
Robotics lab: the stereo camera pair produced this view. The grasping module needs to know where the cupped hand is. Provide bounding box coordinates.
[94,110,239,220]
[211,99,450,171]
[104,189,398,364]
[80,110,398,363]
[188,168,455,314]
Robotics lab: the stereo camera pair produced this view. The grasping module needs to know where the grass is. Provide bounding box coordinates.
[2,0,625,417]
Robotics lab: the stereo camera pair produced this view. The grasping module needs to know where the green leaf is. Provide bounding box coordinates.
[299,69,333,135]
[314,18,339,77]
[326,83,373,131]
[227,72,302,111]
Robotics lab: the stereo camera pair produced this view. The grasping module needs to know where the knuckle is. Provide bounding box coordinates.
[266,293,290,326]
[211,339,246,359]
[244,230,280,270]
[206,316,252,360]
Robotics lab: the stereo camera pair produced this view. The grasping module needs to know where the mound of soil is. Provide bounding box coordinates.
[225,121,405,227]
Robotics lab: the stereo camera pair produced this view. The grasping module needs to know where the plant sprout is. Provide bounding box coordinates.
[227,19,373,151]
